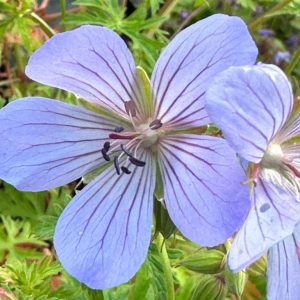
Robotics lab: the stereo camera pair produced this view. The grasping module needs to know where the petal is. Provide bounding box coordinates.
[279,109,300,142]
[54,150,155,289]
[205,64,293,163]
[228,178,300,271]
[267,224,300,300]
[26,26,143,118]
[158,134,250,246]
[0,97,121,191]
[151,14,257,130]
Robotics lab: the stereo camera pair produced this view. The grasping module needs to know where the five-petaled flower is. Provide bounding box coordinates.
[0,14,257,289]
[206,63,300,299]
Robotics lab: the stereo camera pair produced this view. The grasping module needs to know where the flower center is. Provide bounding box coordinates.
[261,143,284,170]
[100,101,163,175]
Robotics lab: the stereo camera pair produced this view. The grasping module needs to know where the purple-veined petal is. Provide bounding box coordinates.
[26,26,144,118]
[228,178,300,272]
[267,223,300,300]
[54,149,155,289]
[151,14,257,130]
[278,110,300,143]
[0,97,122,191]
[158,134,250,246]
[205,64,293,163]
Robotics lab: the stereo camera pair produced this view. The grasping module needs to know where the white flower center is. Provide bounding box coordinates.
[261,143,284,170]
[100,116,163,175]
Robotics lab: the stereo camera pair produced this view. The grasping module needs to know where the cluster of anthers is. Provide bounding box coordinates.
[99,100,163,175]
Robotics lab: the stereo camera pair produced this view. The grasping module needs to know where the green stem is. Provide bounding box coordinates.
[156,233,175,300]
[14,44,24,74]
[285,47,300,75]
[158,0,179,17]
[60,0,66,30]
[60,0,66,20]
[28,12,55,37]
[248,0,294,32]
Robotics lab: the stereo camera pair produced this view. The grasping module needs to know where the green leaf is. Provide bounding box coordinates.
[32,187,72,240]
[237,0,257,10]
[0,184,46,221]
[0,216,46,261]
[128,263,151,300]
[0,256,62,298]
[150,0,163,15]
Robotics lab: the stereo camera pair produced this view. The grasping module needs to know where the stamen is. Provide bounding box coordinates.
[114,126,124,133]
[121,166,131,174]
[101,148,110,161]
[124,100,137,117]
[103,141,110,152]
[134,140,144,158]
[120,144,132,157]
[149,119,162,130]
[120,144,146,167]
[114,156,121,175]
[129,156,146,167]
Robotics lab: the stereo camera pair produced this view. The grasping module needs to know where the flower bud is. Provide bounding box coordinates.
[191,275,227,300]
[225,267,247,297]
[177,249,225,274]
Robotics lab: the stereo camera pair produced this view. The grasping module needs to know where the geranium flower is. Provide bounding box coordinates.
[206,63,300,298]
[0,14,257,289]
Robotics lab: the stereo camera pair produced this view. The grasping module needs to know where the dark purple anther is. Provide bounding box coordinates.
[120,144,145,167]
[114,156,120,175]
[129,156,146,167]
[101,148,110,161]
[121,166,131,174]
[114,126,124,133]
[149,119,162,130]
[103,141,110,152]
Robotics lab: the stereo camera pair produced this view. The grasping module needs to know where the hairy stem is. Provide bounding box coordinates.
[28,12,55,37]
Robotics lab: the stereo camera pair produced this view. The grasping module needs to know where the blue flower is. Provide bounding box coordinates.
[206,63,300,299]
[0,14,257,289]
[274,51,291,65]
